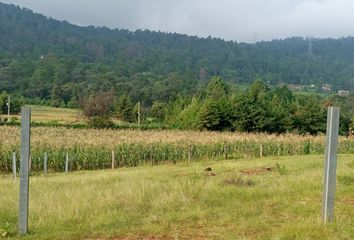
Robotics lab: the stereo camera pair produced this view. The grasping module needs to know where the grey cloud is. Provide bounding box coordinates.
[1,0,354,42]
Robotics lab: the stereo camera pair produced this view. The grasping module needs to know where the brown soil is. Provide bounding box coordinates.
[341,199,354,205]
[240,167,274,176]
[87,236,174,240]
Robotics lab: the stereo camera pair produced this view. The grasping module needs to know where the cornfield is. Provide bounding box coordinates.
[1,126,354,173]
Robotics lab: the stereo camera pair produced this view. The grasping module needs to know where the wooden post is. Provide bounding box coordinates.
[44,152,47,176]
[65,152,69,173]
[188,145,192,162]
[260,144,263,158]
[111,150,115,169]
[18,107,31,235]
[12,152,16,180]
[322,107,340,223]
[224,143,228,160]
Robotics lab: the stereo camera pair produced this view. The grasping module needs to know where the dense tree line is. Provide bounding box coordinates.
[82,77,352,135]
[153,78,329,134]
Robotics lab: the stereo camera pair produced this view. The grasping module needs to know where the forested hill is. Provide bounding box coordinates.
[1,2,354,106]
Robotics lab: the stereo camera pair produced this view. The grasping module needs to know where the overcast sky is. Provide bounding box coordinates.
[1,0,354,42]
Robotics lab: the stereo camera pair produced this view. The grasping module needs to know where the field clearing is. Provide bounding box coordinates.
[1,105,84,124]
[29,105,83,123]
[1,155,354,239]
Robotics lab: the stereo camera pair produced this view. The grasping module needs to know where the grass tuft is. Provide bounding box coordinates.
[338,175,354,186]
[275,163,288,175]
[223,174,255,187]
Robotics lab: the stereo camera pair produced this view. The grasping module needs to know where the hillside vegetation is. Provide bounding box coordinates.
[2,3,354,135]
[1,2,354,107]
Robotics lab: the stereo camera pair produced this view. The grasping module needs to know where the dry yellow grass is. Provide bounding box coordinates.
[0,126,328,148]
[1,105,84,124]
[2,125,354,172]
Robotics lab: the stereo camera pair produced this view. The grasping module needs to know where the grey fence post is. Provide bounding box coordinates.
[322,106,340,223]
[18,107,31,235]
[12,152,16,180]
[65,152,69,173]
[44,152,47,176]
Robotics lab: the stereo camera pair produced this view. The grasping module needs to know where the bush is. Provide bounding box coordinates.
[80,91,115,119]
[89,116,115,129]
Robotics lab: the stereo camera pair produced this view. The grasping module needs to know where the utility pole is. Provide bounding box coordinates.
[6,95,10,122]
[137,101,141,127]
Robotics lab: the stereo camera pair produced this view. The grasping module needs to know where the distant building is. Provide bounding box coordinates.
[338,90,350,97]
[322,84,332,91]
[305,84,317,92]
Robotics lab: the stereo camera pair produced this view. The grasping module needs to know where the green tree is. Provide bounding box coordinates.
[150,101,166,121]
[293,95,326,134]
[233,80,274,133]
[265,86,296,133]
[197,77,233,131]
[164,95,190,125]
[50,84,63,107]
[173,97,201,129]
[116,95,134,122]
[206,76,229,100]
[198,98,232,131]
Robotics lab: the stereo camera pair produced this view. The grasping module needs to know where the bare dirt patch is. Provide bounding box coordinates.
[87,235,174,240]
[341,199,354,206]
[240,167,274,176]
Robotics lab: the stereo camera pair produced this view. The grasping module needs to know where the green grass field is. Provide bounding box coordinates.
[1,155,354,239]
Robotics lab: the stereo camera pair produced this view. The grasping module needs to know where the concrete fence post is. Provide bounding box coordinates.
[18,107,31,235]
[322,106,340,223]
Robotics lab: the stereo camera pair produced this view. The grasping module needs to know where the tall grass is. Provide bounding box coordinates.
[1,155,354,239]
[1,126,354,173]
